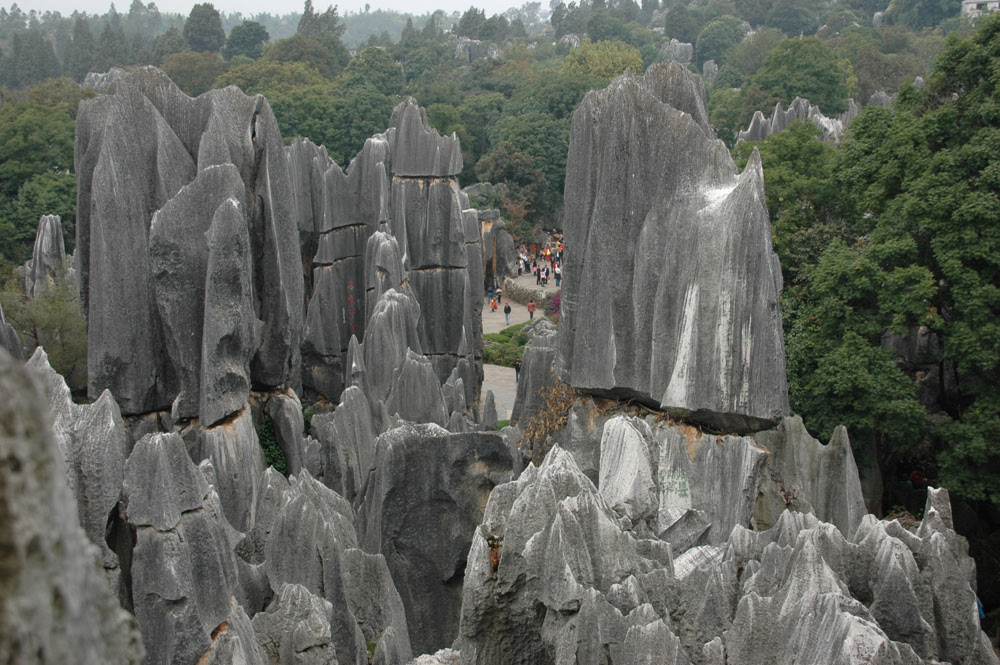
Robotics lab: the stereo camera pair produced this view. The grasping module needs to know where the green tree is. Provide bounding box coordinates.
[0,29,61,88]
[92,23,128,72]
[340,46,403,95]
[696,15,744,67]
[749,36,848,114]
[153,25,189,64]
[587,8,632,43]
[184,3,226,53]
[477,14,509,43]
[885,0,958,30]
[727,26,780,77]
[563,38,643,78]
[457,6,486,37]
[215,59,327,95]
[223,20,269,60]
[161,51,224,95]
[62,17,96,82]
[0,270,88,388]
[297,0,346,38]
[264,33,347,80]
[663,4,699,44]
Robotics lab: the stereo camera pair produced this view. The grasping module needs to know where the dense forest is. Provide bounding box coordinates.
[0,0,998,624]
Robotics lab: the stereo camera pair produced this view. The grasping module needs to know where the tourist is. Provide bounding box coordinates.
[527,300,536,319]
[555,265,561,287]
[490,296,498,312]
[514,357,522,383]
[503,301,511,326]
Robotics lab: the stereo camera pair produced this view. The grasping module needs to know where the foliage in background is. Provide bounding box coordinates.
[0,269,87,389]
[256,413,289,475]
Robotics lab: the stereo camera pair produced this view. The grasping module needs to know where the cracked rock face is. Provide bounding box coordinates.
[76,66,302,418]
[23,214,67,297]
[0,348,144,664]
[557,61,788,433]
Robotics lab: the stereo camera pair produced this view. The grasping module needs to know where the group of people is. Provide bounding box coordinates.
[517,241,564,288]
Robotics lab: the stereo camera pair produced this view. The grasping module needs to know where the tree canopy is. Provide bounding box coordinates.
[183,3,225,53]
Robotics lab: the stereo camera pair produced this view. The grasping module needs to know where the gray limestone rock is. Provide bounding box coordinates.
[76,67,303,416]
[263,471,367,665]
[194,405,266,533]
[754,416,867,539]
[386,349,449,426]
[454,446,679,665]
[558,62,788,433]
[197,598,268,665]
[510,318,557,426]
[655,422,768,545]
[356,424,513,655]
[599,417,658,532]
[27,347,131,574]
[148,164,248,422]
[251,583,338,665]
[361,289,423,412]
[391,177,468,270]
[0,348,145,664]
[125,433,242,664]
[455,37,487,65]
[388,99,463,177]
[200,193,260,426]
[366,223,407,322]
[23,214,67,297]
[661,38,694,66]
[342,548,414,664]
[266,389,307,477]
[0,301,23,361]
[737,96,857,144]
[702,59,718,88]
[482,390,498,431]
[312,385,377,503]
[869,90,893,107]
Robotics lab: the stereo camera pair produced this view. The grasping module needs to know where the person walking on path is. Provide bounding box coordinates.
[527,300,536,319]
[514,358,522,383]
[504,301,512,326]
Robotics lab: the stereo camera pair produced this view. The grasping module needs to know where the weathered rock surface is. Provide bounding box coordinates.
[197,597,268,665]
[661,38,694,65]
[76,66,303,416]
[738,96,859,144]
[456,440,997,665]
[0,300,22,361]
[251,583,339,665]
[312,385,377,503]
[356,424,513,656]
[0,348,144,664]
[124,432,242,664]
[27,347,132,581]
[22,214,67,297]
[387,98,463,177]
[510,318,558,425]
[558,61,788,433]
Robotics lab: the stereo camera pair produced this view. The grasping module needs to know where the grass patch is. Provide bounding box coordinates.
[483,320,531,367]
[497,419,510,430]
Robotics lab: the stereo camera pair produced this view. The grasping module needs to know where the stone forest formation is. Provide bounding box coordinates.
[0,61,996,665]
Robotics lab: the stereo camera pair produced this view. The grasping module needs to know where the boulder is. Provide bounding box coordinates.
[558,62,788,433]
[356,425,513,655]
[0,348,144,664]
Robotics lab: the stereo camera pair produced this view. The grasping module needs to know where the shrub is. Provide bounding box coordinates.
[256,414,288,475]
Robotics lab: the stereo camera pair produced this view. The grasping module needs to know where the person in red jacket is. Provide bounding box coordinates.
[527,300,536,319]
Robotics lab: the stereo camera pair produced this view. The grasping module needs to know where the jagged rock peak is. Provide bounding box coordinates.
[76,66,303,416]
[737,95,859,144]
[23,214,67,298]
[0,300,24,361]
[558,62,788,433]
[387,97,463,177]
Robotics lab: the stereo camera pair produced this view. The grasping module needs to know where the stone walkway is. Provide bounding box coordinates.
[480,270,561,422]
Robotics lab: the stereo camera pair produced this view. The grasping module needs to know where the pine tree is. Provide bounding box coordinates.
[92,23,128,72]
[183,3,225,53]
[63,17,95,82]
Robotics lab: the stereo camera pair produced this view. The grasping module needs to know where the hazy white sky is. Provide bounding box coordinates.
[14,0,526,19]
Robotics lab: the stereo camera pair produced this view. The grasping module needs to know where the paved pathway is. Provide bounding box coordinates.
[480,271,561,421]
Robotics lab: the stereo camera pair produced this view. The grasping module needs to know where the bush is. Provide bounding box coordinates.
[482,320,531,367]
[256,414,288,475]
